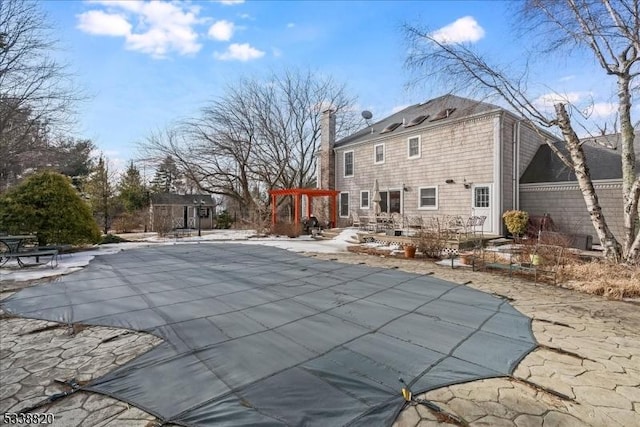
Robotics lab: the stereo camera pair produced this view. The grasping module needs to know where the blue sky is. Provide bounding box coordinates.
[41,0,617,173]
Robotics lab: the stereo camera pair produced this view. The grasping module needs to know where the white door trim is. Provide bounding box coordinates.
[471,183,493,234]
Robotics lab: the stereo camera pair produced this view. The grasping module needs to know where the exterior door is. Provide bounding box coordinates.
[183,206,188,229]
[388,190,401,213]
[471,184,492,234]
[378,190,402,213]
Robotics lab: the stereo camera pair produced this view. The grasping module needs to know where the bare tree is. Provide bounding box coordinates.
[140,69,361,222]
[405,0,639,264]
[0,0,82,190]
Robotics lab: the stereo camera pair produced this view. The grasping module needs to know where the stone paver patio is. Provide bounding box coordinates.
[1,248,638,426]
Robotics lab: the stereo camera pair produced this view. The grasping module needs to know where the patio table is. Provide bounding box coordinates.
[0,235,38,266]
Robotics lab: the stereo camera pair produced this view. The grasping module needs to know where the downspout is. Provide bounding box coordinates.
[511,121,518,211]
[493,112,504,235]
[515,121,521,210]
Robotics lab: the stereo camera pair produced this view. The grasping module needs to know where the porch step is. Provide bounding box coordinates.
[486,237,511,247]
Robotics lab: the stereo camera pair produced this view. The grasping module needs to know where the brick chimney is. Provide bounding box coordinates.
[319,109,336,189]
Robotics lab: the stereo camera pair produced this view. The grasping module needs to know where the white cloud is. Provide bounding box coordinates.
[214,43,265,61]
[586,102,617,118]
[534,91,585,109]
[238,13,253,20]
[287,22,295,28]
[208,20,235,41]
[217,0,245,5]
[76,10,131,36]
[559,75,575,82]
[76,1,202,58]
[431,16,485,44]
[272,47,283,57]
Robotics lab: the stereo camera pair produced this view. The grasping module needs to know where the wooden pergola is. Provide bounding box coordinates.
[269,188,340,227]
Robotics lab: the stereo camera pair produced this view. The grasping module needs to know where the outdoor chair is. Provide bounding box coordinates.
[406,216,423,231]
[351,211,362,229]
[446,216,469,240]
[471,215,487,238]
[390,213,403,230]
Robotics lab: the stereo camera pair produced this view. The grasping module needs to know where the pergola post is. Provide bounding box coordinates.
[306,196,312,218]
[331,195,337,228]
[271,194,277,225]
[294,194,300,225]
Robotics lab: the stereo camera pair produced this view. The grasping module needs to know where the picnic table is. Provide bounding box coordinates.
[0,235,59,268]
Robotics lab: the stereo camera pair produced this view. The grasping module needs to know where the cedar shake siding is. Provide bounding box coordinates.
[331,95,549,232]
[520,181,623,241]
[519,134,638,243]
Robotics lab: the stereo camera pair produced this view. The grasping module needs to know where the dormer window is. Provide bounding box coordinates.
[404,115,429,127]
[380,122,401,134]
[430,108,456,121]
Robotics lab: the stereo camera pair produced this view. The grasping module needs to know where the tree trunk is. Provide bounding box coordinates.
[617,74,639,263]
[554,103,622,261]
[625,177,640,264]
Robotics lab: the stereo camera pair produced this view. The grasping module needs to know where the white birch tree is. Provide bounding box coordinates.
[405,0,639,264]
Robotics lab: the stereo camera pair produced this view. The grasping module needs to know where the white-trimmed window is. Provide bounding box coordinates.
[344,151,354,177]
[374,143,385,164]
[360,190,370,209]
[408,136,421,159]
[418,186,438,210]
[339,192,350,217]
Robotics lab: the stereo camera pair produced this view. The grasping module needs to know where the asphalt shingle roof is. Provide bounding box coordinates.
[334,94,501,148]
[151,193,215,205]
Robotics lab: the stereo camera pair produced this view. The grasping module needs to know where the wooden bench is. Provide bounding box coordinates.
[3,249,59,268]
[474,243,564,284]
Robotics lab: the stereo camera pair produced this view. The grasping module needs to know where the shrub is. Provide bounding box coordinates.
[0,171,101,245]
[216,210,233,229]
[416,230,448,259]
[155,213,173,237]
[271,222,302,238]
[112,211,145,233]
[99,234,130,244]
[502,210,529,236]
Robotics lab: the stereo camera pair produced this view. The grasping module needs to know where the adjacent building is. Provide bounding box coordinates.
[520,133,639,242]
[149,193,216,232]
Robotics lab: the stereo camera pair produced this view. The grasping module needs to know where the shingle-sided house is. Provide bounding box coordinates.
[319,95,550,235]
[149,193,216,232]
[520,133,639,244]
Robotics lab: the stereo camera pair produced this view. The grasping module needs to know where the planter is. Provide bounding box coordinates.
[404,245,417,258]
[459,252,474,265]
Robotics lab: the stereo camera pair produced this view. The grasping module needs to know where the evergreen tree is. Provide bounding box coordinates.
[84,156,116,234]
[150,156,179,193]
[118,162,148,213]
[0,171,101,245]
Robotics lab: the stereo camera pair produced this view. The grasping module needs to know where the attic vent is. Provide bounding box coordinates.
[380,122,401,134]
[430,108,457,122]
[404,115,429,127]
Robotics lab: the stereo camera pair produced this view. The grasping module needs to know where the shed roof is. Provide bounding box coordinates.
[151,193,215,205]
[334,94,501,148]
